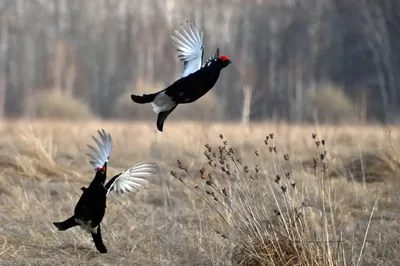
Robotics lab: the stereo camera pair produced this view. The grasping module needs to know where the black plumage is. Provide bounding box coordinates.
[131,21,231,132]
[53,129,158,253]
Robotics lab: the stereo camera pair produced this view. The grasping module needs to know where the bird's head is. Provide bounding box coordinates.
[218,55,231,68]
[96,162,107,175]
[93,162,108,184]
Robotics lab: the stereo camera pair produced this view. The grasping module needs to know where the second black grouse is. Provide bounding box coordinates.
[131,21,231,132]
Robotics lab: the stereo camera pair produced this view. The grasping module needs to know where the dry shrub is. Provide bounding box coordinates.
[7,126,78,180]
[304,85,355,123]
[26,90,94,120]
[112,80,160,120]
[113,80,225,121]
[112,91,155,120]
[231,236,313,266]
[332,152,400,183]
[172,133,347,265]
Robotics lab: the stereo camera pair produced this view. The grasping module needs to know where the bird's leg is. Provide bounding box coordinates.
[156,104,178,132]
[53,216,78,231]
[91,225,107,253]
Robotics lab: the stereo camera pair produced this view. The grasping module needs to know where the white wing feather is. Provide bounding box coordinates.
[171,20,204,78]
[106,162,158,196]
[86,129,113,170]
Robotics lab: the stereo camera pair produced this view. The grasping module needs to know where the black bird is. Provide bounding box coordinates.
[53,129,158,253]
[131,21,231,132]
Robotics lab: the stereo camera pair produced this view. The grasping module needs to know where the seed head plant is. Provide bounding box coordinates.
[172,132,346,266]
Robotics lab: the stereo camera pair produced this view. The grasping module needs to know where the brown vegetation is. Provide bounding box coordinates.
[0,120,399,265]
[26,90,95,121]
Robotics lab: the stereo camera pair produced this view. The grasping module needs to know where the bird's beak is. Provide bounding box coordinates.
[228,59,232,64]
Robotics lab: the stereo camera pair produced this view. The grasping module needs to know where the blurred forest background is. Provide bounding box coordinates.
[0,0,399,124]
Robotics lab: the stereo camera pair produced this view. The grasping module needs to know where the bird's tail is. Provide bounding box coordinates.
[157,104,177,132]
[131,93,158,104]
[53,216,78,231]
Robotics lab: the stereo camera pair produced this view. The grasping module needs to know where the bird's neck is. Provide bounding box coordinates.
[93,173,107,185]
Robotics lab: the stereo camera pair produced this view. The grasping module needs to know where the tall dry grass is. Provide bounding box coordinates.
[171,132,384,265]
[0,120,398,265]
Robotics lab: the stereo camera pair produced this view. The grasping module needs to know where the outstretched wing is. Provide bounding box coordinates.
[105,162,159,196]
[171,20,204,78]
[86,129,113,170]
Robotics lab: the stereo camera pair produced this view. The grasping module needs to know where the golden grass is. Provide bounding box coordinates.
[0,119,399,265]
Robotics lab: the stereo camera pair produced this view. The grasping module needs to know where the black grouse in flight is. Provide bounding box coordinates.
[53,129,158,253]
[131,21,231,132]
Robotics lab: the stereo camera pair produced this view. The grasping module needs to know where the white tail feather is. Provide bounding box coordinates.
[151,92,175,113]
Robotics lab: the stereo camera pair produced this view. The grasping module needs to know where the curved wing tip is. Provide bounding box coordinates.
[87,129,113,169]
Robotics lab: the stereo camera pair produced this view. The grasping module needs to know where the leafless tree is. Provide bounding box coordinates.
[0,0,398,123]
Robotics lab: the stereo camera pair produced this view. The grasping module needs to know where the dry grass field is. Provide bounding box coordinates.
[0,119,399,265]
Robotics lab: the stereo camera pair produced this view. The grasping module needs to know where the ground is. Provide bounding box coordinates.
[0,120,399,265]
